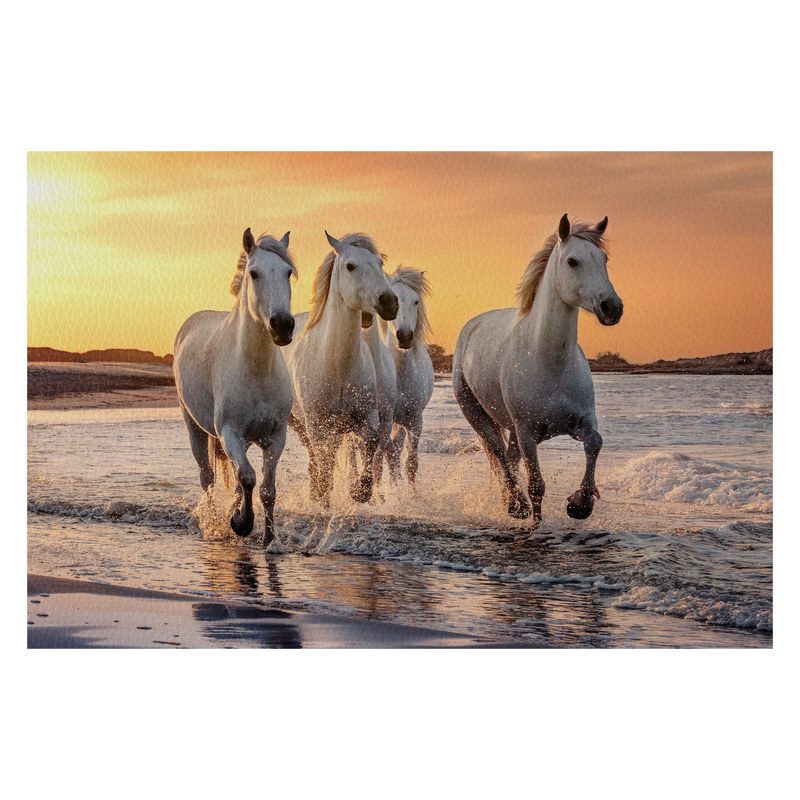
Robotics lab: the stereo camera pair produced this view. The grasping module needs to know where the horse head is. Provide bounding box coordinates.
[325,231,398,321]
[241,228,297,345]
[554,214,623,326]
[386,267,432,349]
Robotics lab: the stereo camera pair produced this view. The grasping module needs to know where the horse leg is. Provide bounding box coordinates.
[373,406,395,489]
[404,418,423,488]
[515,424,546,528]
[454,372,531,519]
[311,429,340,508]
[351,419,380,503]
[180,404,214,490]
[567,420,603,520]
[258,426,287,547]
[387,424,405,482]
[290,413,322,502]
[507,429,522,473]
[218,428,256,537]
[346,434,361,493]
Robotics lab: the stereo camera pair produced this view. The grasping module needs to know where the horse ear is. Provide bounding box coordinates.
[325,231,343,254]
[280,231,290,249]
[243,228,255,254]
[558,214,571,242]
[596,216,608,234]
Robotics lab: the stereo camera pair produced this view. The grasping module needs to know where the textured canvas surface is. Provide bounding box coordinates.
[25,148,776,650]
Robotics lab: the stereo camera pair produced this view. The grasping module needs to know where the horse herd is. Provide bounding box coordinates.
[173,215,623,545]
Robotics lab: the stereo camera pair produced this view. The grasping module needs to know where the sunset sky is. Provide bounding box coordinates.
[27,151,772,363]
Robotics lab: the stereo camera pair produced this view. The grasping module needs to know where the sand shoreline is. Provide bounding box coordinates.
[28,363,180,411]
[27,359,772,413]
[27,385,180,411]
[27,573,513,649]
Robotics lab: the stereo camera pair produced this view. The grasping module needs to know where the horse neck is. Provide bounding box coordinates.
[314,278,366,367]
[518,262,579,364]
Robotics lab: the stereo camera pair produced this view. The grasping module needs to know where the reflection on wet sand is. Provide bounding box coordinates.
[194,539,630,646]
[191,603,303,648]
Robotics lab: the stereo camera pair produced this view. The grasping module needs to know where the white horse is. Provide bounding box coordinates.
[379,267,435,486]
[173,229,297,545]
[282,232,398,506]
[452,214,623,526]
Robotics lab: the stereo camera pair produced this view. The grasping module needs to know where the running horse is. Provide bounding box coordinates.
[379,266,435,487]
[282,232,398,507]
[453,214,623,526]
[173,229,297,545]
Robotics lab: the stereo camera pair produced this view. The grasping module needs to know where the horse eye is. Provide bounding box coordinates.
[567,257,579,268]
[415,300,419,305]
[249,270,259,280]
[346,263,356,272]
[287,269,293,279]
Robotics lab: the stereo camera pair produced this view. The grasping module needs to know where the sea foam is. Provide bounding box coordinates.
[608,451,772,512]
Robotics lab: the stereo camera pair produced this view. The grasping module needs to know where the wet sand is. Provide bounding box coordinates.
[27,367,511,648]
[27,362,179,411]
[27,574,504,649]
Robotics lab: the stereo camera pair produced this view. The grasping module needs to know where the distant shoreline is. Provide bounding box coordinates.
[585,353,773,375]
[27,346,773,411]
[28,345,773,374]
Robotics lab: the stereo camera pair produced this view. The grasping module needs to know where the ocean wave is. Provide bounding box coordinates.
[608,451,772,512]
[28,498,196,528]
[719,402,772,412]
[613,586,773,630]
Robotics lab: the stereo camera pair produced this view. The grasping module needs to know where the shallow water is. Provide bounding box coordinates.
[27,374,773,647]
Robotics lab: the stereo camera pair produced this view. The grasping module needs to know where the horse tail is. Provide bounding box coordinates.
[209,436,235,491]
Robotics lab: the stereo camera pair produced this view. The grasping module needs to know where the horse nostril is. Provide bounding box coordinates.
[378,292,399,320]
[270,314,295,339]
[599,298,623,323]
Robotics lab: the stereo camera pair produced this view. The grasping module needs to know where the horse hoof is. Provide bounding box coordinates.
[262,528,275,547]
[566,497,594,520]
[567,489,596,520]
[230,512,254,537]
[349,473,374,503]
[508,496,532,520]
[351,485,373,503]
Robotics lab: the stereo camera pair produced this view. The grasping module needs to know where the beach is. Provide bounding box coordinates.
[26,363,511,648]
[28,363,773,649]
[27,362,179,411]
[27,573,498,648]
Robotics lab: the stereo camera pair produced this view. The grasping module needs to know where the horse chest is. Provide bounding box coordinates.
[304,373,375,422]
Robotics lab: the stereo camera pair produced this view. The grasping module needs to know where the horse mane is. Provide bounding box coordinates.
[388,265,433,346]
[229,232,298,297]
[515,221,608,318]
[305,233,386,331]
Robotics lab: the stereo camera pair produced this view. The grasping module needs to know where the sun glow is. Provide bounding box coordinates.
[27,151,772,362]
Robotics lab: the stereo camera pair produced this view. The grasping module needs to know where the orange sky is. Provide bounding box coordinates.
[27,151,772,363]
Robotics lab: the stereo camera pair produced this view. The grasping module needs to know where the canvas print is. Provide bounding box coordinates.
[27,152,773,648]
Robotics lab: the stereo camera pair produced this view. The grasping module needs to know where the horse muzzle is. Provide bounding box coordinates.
[594,296,624,326]
[396,328,414,349]
[375,292,399,321]
[269,313,295,346]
